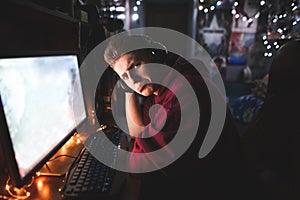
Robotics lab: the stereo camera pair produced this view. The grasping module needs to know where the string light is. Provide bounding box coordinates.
[196,0,298,58]
[4,177,33,200]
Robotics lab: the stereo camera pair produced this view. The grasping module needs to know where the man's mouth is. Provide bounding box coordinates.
[136,83,147,93]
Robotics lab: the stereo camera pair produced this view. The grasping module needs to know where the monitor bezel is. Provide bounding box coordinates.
[0,51,88,188]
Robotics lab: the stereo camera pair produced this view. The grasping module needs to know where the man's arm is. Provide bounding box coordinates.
[125,92,145,138]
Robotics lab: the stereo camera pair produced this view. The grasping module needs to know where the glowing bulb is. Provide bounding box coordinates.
[268,53,273,57]
[109,6,115,11]
[133,6,138,11]
[248,18,253,23]
[293,21,297,25]
[216,1,222,6]
[276,45,280,49]
[117,14,126,19]
[260,0,266,6]
[234,1,239,7]
[210,5,215,10]
[262,35,267,40]
[267,45,271,49]
[198,5,204,10]
[273,18,278,23]
[37,180,43,190]
[273,41,278,46]
[132,13,139,21]
[204,8,209,13]
[231,9,237,15]
[292,6,297,11]
[235,14,240,19]
[255,12,260,18]
[264,40,268,45]
[277,28,283,33]
[264,52,268,57]
[242,16,247,21]
[136,0,141,6]
[116,6,125,12]
[200,0,204,3]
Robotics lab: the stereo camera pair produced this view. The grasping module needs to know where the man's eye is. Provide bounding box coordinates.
[122,74,128,80]
[134,63,141,68]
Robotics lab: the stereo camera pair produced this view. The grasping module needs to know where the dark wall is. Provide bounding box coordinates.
[144,2,189,35]
[0,1,79,56]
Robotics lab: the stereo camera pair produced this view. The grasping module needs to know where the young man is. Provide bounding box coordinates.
[104,34,258,200]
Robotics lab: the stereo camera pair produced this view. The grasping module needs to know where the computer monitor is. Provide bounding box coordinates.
[0,53,87,188]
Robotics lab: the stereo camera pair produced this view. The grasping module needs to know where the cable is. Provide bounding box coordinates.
[47,154,76,162]
[3,176,34,200]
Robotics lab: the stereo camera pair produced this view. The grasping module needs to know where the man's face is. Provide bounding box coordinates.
[112,51,161,96]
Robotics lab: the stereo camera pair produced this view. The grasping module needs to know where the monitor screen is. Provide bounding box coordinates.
[0,54,87,187]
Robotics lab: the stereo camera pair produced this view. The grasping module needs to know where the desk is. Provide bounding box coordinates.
[0,132,140,200]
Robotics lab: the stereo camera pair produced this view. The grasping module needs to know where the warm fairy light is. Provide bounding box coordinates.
[198,5,204,10]
[36,171,41,176]
[37,179,43,190]
[61,146,66,152]
[5,184,10,191]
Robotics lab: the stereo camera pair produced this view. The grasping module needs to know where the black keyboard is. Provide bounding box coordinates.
[61,130,125,199]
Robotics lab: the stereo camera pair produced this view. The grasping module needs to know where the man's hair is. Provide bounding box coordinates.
[104,34,167,66]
